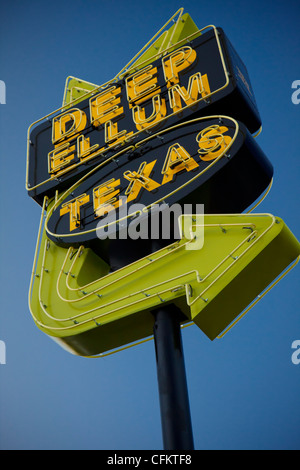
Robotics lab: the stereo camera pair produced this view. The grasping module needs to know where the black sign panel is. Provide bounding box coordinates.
[27,27,262,205]
[45,117,273,246]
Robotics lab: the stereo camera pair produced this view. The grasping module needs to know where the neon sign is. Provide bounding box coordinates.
[29,213,300,356]
[27,27,262,205]
[45,116,273,245]
[26,11,299,359]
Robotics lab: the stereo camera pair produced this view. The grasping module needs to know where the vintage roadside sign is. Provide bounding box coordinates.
[29,213,300,356]
[27,10,299,360]
[45,116,273,245]
[26,24,262,205]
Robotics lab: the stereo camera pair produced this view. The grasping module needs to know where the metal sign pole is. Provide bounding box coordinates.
[153,305,194,451]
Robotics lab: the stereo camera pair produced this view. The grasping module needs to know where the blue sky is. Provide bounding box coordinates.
[0,0,299,450]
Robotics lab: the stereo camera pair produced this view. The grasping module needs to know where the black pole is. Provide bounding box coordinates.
[153,305,194,450]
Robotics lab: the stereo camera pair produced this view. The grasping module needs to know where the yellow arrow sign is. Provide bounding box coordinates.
[28,205,300,357]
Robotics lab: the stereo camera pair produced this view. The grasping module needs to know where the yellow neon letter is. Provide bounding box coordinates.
[132,95,167,131]
[93,179,122,218]
[168,73,211,112]
[104,121,133,146]
[196,125,232,161]
[90,86,133,146]
[126,65,160,105]
[60,194,90,232]
[126,65,166,131]
[48,142,76,175]
[52,109,87,145]
[161,143,199,184]
[90,86,123,127]
[124,161,160,202]
[77,135,105,162]
[162,47,197,86]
